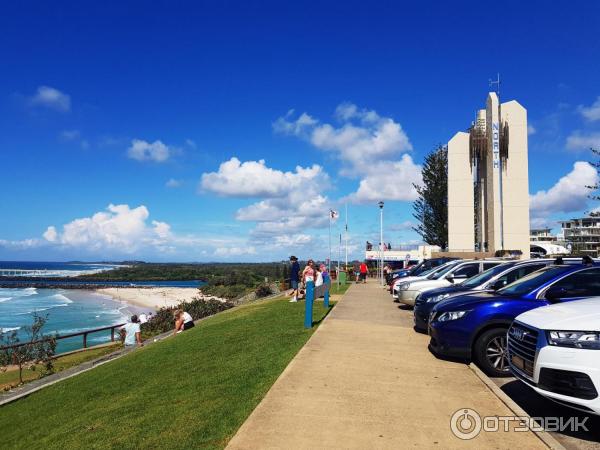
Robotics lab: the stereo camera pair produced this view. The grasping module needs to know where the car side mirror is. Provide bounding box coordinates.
[545,286,568,302]
[491,279,507,291]
[445,273,456,283]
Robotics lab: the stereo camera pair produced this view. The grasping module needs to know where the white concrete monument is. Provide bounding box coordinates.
[447,92,530,258]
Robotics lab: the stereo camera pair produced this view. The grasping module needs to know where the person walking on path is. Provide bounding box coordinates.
[121,315,143,347]
[353,261,360,283]
[359,261,368,284]
[289,256,300,303]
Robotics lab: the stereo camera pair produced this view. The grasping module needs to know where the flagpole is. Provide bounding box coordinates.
[345,203,348,270]
[338,232,341,287]
[328,212,332,274]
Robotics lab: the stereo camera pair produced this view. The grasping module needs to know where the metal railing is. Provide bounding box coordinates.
[0,323,125,352]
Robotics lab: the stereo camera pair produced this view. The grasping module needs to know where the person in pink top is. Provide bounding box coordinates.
[302,259,316,284]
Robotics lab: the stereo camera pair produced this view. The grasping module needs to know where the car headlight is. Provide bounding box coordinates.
[400,283,410,291]
[427,293,450,303]
[546,331,600,350]
[437,310,470,322]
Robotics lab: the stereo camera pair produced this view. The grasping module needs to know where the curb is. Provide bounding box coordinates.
[468,363,566,450]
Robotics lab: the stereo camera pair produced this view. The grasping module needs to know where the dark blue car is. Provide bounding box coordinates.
[428,264,600,377]
[413,259,559,332]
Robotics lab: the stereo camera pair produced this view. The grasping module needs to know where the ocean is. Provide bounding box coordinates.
[0,287,142,353]
[0,261,204,353]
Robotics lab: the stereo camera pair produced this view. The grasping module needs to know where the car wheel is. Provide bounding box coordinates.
[473,328,510,377]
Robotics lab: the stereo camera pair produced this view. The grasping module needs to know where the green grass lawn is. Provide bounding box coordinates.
[329,281,351,296]
[0,344,119,390]
[0,297,333,449]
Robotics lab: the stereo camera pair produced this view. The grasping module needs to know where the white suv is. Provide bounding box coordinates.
[509,298,600,415]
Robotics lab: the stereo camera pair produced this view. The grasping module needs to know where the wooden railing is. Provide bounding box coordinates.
[0,323,126,352]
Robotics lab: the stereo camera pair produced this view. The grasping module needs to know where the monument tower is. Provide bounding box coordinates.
[447,92,530,258]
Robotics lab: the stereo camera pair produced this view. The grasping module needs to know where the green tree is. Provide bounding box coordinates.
[0,313,56,384]
[588,147,600,216]
[412,145,448,248]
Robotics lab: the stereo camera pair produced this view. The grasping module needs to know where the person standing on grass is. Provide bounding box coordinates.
[359,261,368,283]
[289,255,300,303]
[121,315,143,347]
[303,259,316,284]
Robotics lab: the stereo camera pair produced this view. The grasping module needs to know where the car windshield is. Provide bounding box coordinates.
[461,263,513,288]
[410,262,428,275]
[430,261,462,280]
[496,266,571,297]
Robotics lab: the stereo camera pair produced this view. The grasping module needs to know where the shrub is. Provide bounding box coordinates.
[141,298,234,336]
[255,284,273,298]
[0,313,56,384]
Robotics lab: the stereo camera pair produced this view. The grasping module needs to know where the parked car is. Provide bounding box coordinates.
[392,260,460,299]
[397,260,503,307]
[388,257,456,292]
[509,298,600,415]
[386,260,419,284]
[428,263,600,377]
[413,259,556,332]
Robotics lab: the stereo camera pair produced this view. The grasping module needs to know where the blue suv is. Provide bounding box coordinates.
[428,263,600,377]
[414,259,560,332]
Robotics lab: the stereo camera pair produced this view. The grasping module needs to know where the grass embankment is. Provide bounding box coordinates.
[0,297,333,449]
[0,344,119,391]
[329,281,351,296]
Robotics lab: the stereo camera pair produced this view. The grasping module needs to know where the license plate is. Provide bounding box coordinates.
[511,354,525,370]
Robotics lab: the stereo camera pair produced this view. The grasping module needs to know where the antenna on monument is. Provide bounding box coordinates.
[489,73,501,98]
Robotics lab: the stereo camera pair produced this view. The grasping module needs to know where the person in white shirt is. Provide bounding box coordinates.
[174,310,195,334]
[121,315,142,347]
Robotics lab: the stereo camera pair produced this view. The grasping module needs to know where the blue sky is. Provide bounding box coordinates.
[1,0,600,262]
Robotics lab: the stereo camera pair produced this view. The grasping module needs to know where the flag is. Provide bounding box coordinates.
[330,209,339,221]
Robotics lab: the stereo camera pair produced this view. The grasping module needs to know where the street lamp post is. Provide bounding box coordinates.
[378,201,384,286]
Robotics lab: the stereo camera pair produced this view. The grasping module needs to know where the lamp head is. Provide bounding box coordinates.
[378,201,384,209]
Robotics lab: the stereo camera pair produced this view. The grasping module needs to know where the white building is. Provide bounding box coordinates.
[447,92,530,258]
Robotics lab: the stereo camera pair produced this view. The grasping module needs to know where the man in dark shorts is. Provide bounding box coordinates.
[359,261,368,283]
[289,256,300,302]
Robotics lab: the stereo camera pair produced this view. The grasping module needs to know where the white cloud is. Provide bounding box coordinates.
[0,238,44,250]
[43,226,58,242]
[185,139,197,149]
[566,132,600,151]
[350,155,422,203]
[29,86,71,112]
[275,103,412,170]
[530,162,598,217]
[200,158,331,239]
[527,124,536,135]
[60,130,81,141]
[42,204,172,253]
[274,103,417,202]
[213,246,257,257]
[201,157,325,198]
[59,130,90,149]
[388,220,416,232]
[579,96,600,122]
[127,139,171,162]
[165,178,182,188]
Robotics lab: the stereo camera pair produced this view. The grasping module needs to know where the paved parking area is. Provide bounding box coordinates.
[491,377,600,450]
[226,280,548,449]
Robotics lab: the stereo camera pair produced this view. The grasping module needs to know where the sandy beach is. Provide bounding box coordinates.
[97,287,218,310]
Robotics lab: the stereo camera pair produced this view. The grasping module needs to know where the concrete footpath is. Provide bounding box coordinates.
[226,280,549,450]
